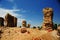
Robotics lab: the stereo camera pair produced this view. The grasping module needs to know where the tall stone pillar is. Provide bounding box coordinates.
[42,8,53,29]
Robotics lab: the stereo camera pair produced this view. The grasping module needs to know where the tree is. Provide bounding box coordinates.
[33,26,36,29]
[52,24,57,30]
[54,24,57,30]
[37,26,42,30]
[20,26,21,28]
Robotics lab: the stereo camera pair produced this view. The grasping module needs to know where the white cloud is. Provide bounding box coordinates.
[0,8,21,17]
[0,7,25,26]
[17,18,25,26]
[27,20,32,24]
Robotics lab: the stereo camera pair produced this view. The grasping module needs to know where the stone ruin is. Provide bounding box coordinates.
[0,17,4,27]
[42,8,53,29]
[5,13,17,27]
[57,25,60,40]
[27,24,30,28]
[57,25,60,36]
[22,20,31,28]
[22,20,27,27]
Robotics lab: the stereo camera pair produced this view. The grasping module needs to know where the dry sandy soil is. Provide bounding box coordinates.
[0,27,58,40]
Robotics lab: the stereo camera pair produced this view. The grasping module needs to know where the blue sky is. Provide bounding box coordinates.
[0,0,60,27]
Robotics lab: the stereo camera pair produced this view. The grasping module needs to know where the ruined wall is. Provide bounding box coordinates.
[0,17,4,26]
[5,13,17,27]
[27,24,30,28]
[42,8,53,29]
[14,17,17,27]
[22,20,27,27]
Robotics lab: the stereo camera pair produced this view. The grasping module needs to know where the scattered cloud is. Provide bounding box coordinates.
[20,9,27,13]
[0,8,20,17]
[27,20,32,24]
[12,3,17,9]
[17,18,25,26]
[0,7,26,26]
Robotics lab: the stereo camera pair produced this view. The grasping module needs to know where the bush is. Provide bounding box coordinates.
[33,26,36,29]
[52,24,57,30]
[37,26,42,30]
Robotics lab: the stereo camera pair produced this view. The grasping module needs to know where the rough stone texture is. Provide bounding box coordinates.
[42,8,53,29]
[27,24,30,28]
[57,26,60,40]
[0,17,4,26]
[0,30,3,38]
[22,20,27,27]
[14,17,17,27]
[21,28,27,33]
[5,13,17,27]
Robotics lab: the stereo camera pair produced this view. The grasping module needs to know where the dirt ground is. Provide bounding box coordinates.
[0,27,58,40]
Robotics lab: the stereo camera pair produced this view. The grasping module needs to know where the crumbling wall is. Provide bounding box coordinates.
[5,13,17,27]
[22,20,27,27]
[27,24,30,28]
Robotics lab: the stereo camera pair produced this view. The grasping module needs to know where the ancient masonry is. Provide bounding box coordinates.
[5,13,17,27]
[42,8,53,29]
[27,24,30,28]
[0,17,4,26]
[22,20,27,27]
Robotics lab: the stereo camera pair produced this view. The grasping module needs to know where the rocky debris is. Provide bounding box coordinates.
[57,26,60,36]
[57,26,60,40]
[0,30,3,38]
[32,30,58,40]
[22,20,27,27]
[21,28,27,33]
[27,31,30,34]
[57,29,60,36]
[32,37,41,40]
[0,27,58,40]
[40,33,58,40]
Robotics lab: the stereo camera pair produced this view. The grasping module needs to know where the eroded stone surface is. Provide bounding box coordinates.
[42,8,53,29]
